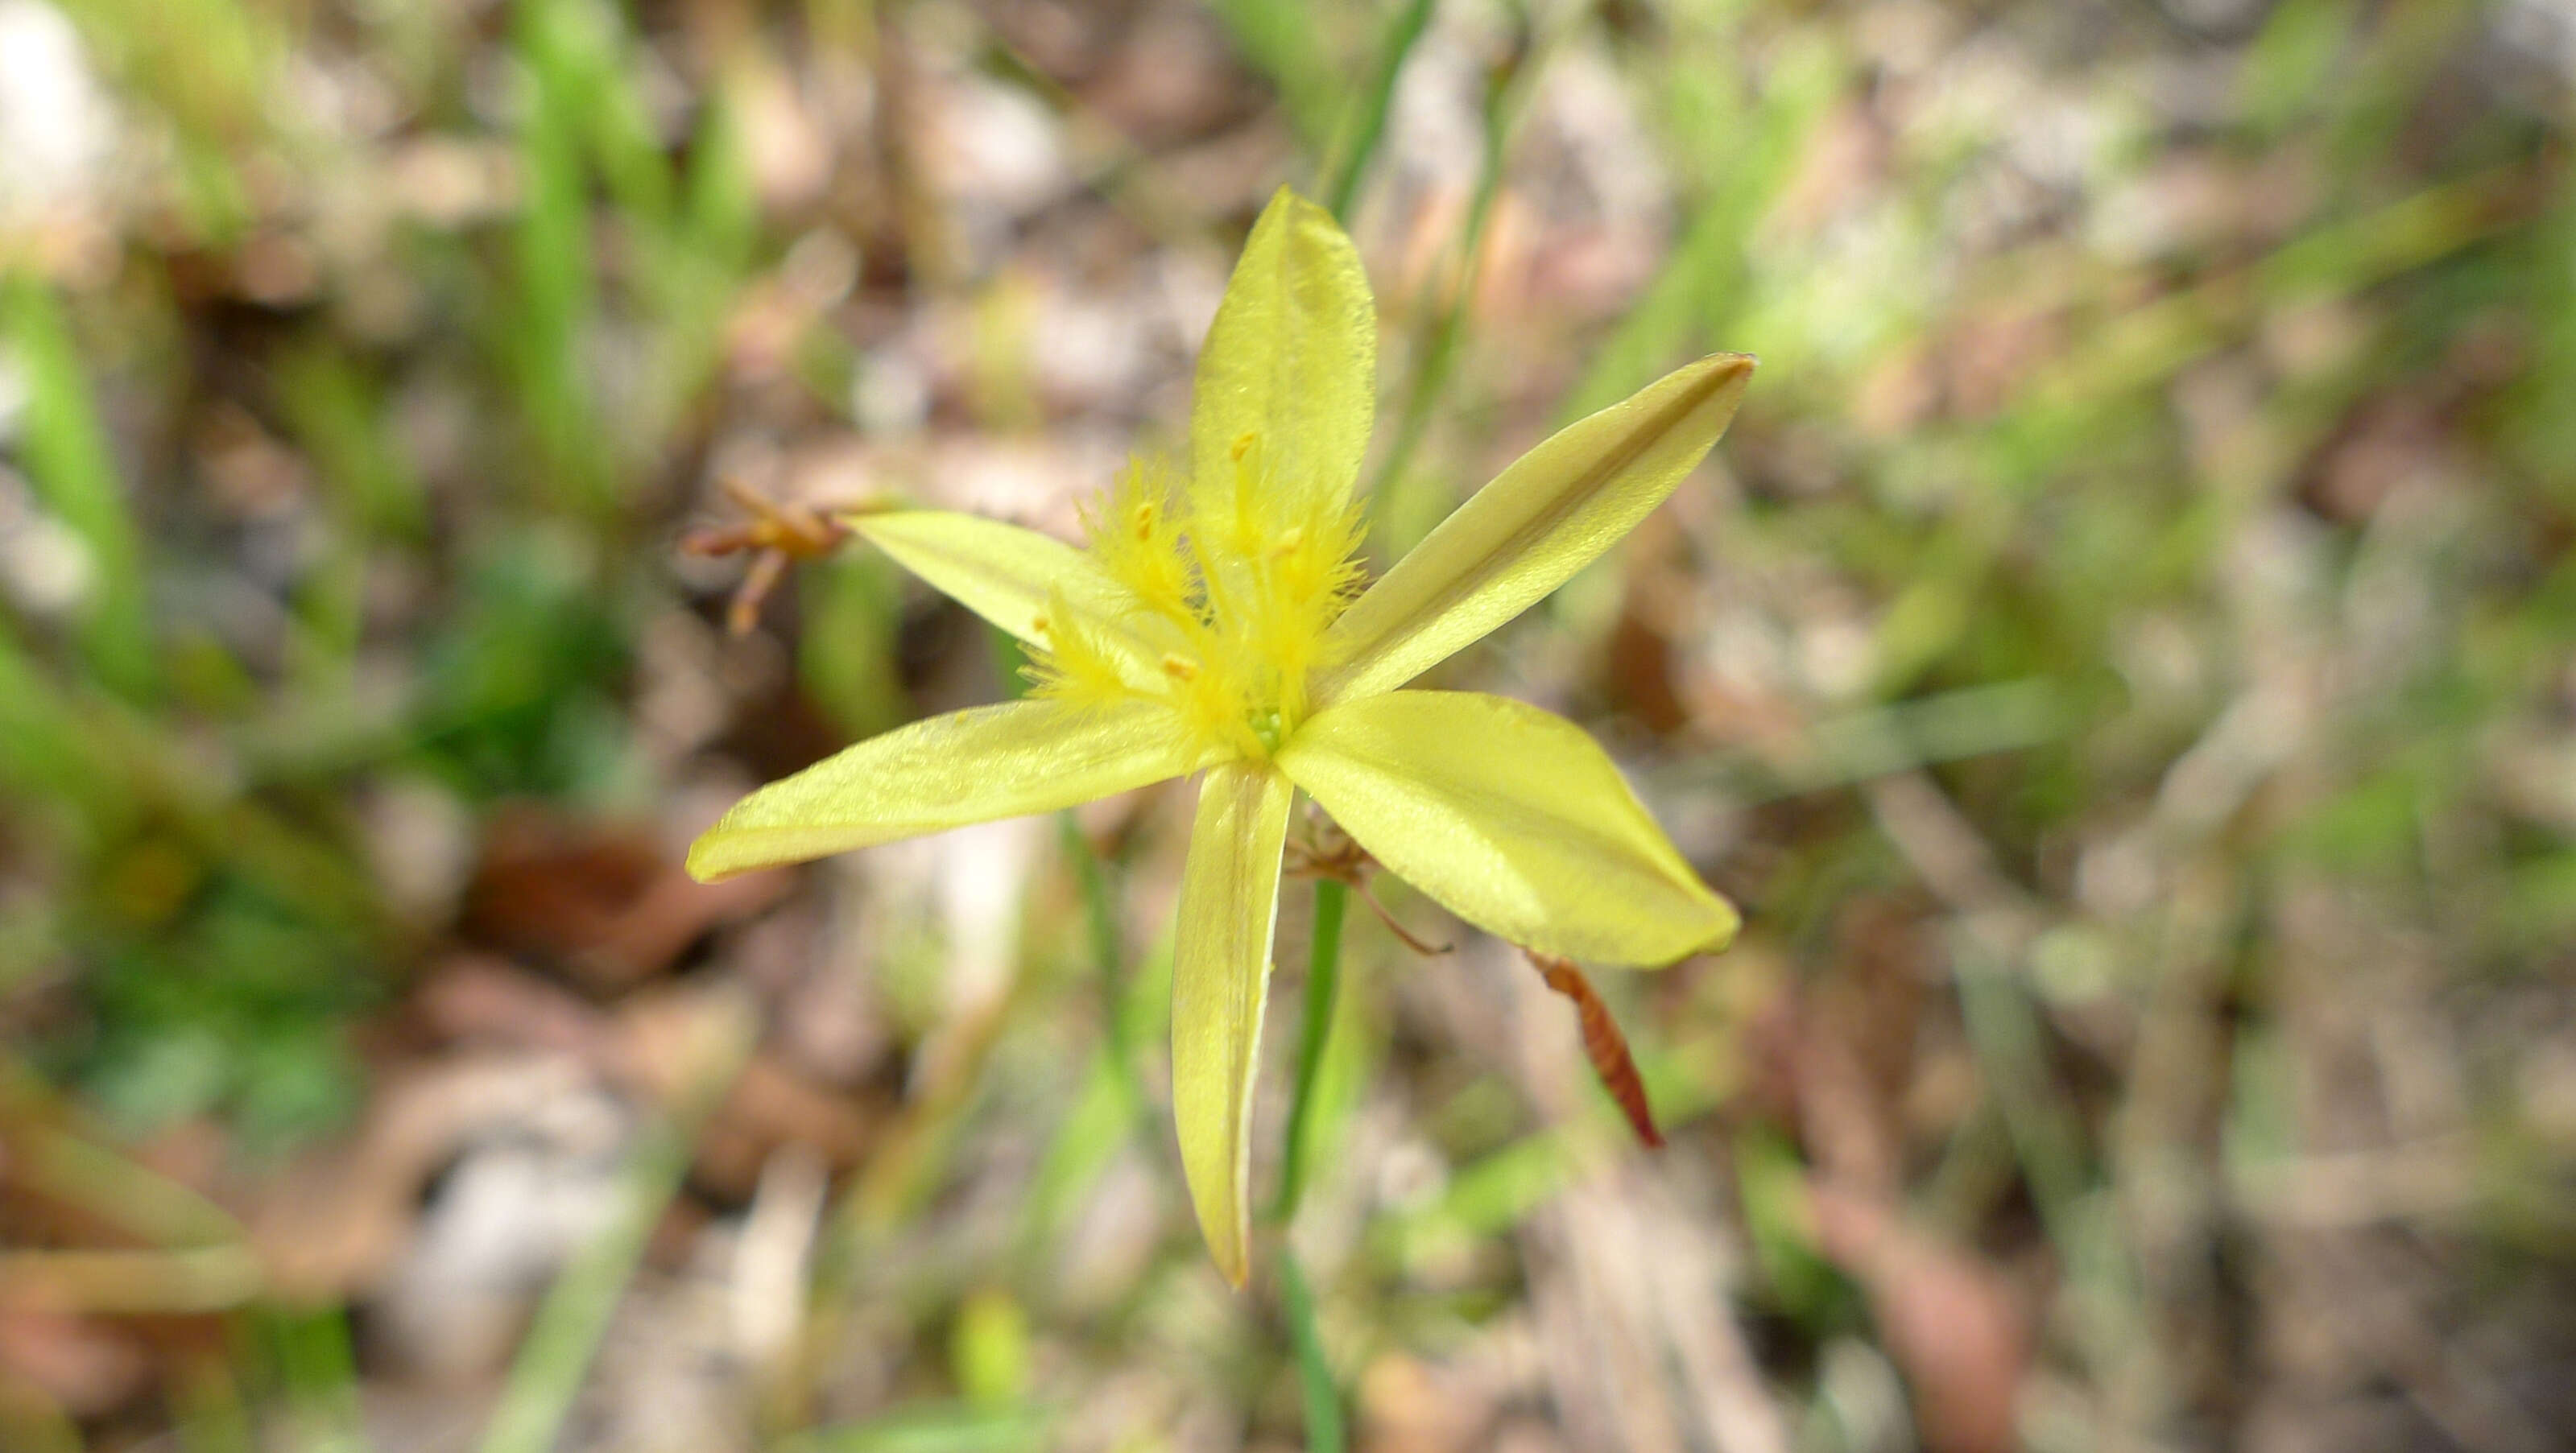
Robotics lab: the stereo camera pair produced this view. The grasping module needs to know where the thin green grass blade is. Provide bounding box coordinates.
[273,347,428,545]
[1557,31,1841,422]
[1321,0,1437,225]
[170,1356,258,1453]
[0,621,113,818]
[265,1307,373,1453]
[2,275,156,700]
[1364,1,1592,550]
[477,1002,753,1453]
[1371,1129,1578,1269]
[1364,28,1529,545]
[2236,0,2351,139]
[1061,811,1143,1109]
[1204,0,1335,147]
[802,555,908,740]
[1011,808,1156,1269]
[506,0,609,514]
[1276,1247,1345,1453]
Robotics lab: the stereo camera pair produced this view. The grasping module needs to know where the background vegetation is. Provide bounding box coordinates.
[2,0,2572,1448]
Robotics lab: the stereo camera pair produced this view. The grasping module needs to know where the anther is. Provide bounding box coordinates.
[1230,431,1258,463]
[1160,654,1200,681]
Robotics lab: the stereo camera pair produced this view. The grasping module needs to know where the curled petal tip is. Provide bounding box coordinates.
[1212,1243,1250,1290]
[682,837,722,885]
[1694,895,1744,960]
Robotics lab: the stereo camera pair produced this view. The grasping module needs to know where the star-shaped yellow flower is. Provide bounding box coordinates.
[688,189,1753,1285]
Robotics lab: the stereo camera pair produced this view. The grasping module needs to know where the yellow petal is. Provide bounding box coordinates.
[1316,353,1755,704]
[687,700,1195,881]
[853,511,1158,676]
[1278,691,1737,965]
[1168,761,1295,1287]
[1191,188,1377,514]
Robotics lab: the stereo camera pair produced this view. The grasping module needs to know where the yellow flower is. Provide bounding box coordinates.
[687,189,1754,1285]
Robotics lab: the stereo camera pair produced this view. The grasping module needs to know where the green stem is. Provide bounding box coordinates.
[1276,1246,1346,1453]
[1272,877,1349,1224]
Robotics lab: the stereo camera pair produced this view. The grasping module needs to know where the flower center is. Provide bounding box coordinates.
[1028,438,1367,762]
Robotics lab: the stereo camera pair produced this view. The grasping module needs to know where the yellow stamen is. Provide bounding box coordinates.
[1048,433,1370,763]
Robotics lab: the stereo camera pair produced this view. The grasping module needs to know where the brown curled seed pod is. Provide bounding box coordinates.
[1526,951,1664,1149]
